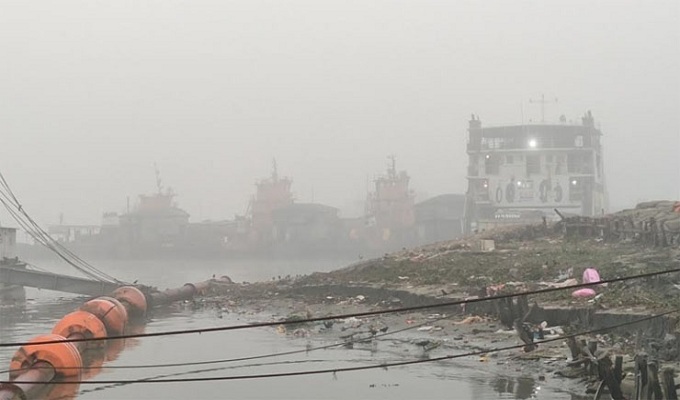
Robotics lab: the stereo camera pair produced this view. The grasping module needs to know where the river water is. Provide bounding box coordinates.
[1,257,583,399]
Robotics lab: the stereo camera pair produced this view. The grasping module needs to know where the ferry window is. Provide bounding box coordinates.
[575,135,584,147]
[568,153,593,174]
[526,155,540,175]
[506,155,513,164]
[482,136,518,149]
[518,180,533,189]
[554,134,573,148]
[482,137,504,149]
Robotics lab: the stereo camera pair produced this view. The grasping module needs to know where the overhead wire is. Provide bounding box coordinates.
[0,172,111,280]
[0,195,115,283]
[6,199,119,283]
[2,264,678,348]
[68,359,355,399]
[0,171,122,284]
[0,192,113,282]
[0,177,677,381]
[0,307,460,375]
[4,308,676,385]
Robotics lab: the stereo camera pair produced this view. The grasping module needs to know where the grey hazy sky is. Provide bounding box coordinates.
[1,0,678,226]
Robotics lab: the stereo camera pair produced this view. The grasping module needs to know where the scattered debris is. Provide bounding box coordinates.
[455,315,485,325]
[200,200,680,399]
[572,288,596,298]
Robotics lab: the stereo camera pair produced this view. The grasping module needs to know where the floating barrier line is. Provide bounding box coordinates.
[2,265,678,348]
[4,309,676,385]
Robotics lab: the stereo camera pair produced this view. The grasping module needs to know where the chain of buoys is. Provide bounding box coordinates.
[0,286,146,400]
[0,277,229,400]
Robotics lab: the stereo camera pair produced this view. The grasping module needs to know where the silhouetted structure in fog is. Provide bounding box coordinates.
[465,111,607,232]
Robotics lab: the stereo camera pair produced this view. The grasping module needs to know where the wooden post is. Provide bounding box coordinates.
[614,355,623,382]
[495,297,515,329]
[513,319,536,352]
[598,355,624,400]
[662,367,678,400]
[512,297,537,353]
[634,354,648,400]
[646,361,663,400]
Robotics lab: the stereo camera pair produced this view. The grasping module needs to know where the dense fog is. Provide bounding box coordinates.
[1,1,678,226]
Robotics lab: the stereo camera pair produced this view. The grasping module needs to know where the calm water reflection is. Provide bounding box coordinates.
[1,258,583,399]
[493,377,537,399]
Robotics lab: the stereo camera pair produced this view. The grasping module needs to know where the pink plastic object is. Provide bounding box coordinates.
[572,288,597,298]
[582,268,601,284]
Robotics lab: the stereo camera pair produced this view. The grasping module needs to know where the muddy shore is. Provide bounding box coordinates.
[198,292,589,398]
[193,223,680,398]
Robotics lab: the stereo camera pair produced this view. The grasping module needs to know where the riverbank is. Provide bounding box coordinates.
[198,221,680,398]
[203,289,591,398]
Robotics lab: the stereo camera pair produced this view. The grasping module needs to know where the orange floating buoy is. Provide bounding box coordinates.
[100,296,129,322]
[112,286,148,318]
[10,334,82,379]
[80,297,128,336]
[52,311,108,349]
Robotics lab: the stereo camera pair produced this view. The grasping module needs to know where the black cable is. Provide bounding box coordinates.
[68,359,348,398]
[0,308,457,375]
[0,194,117,283]
[0,172,122,283]
[0,359,333,376]
[2,264,678,348]
[4,309,676,385]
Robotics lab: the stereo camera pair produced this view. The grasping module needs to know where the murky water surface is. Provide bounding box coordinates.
[1,258,582,399]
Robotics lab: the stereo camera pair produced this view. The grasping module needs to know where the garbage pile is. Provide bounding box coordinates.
[615,200,680,233]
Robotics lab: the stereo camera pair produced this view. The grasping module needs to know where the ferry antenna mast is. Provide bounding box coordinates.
[529,94,558,122]
[154,162,163,194]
